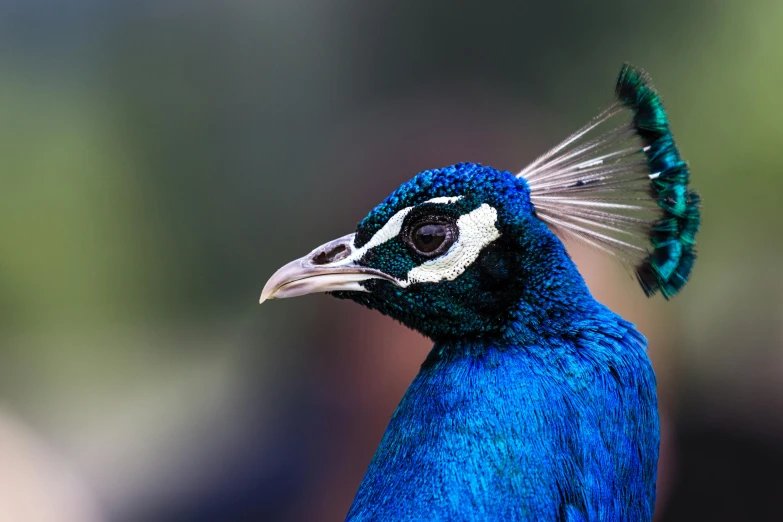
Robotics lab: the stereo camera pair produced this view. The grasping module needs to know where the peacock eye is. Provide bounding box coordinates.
[406,218,457,257]
[413,224,446,252]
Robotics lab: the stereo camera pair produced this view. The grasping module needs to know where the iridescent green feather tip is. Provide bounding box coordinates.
[616,64,701,298]
[523,63,700,299]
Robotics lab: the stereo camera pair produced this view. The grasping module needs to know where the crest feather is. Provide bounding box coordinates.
[519,63,701,298]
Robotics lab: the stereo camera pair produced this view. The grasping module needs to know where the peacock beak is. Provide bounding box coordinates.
[259,233,398,304]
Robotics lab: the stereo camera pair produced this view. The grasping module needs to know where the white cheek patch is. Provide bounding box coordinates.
[405,204,500,285]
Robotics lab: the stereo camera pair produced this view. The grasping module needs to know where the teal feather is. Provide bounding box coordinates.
[524,64,700,300]
[615,63,701,298]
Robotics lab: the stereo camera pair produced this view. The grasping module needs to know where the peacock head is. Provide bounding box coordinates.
[260,163,559,340]
[260,64,701,341]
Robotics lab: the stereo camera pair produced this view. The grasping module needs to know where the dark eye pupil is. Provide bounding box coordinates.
[413,224,446,253]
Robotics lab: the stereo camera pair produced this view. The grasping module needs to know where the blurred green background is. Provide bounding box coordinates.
[0,1,781,521]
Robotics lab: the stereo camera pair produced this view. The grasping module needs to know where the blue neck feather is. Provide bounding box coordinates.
[347,241,659,522]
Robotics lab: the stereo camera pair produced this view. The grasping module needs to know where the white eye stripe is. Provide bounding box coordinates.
[359,207,413,252]
[328,196,499,288]
[326,206,411,268]
[424,196,463,204]
[330,196,464,267]
[404,204,499,286]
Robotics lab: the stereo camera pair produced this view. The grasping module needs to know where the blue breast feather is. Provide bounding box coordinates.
[347,311,658,522]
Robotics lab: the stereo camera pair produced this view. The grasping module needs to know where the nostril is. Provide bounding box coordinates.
[312,244,349,265]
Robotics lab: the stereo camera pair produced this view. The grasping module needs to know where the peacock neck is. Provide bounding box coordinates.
[432,233,607,352]
[348,299,659,522]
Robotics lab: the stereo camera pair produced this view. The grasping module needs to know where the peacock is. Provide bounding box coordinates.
[260,64,700,522]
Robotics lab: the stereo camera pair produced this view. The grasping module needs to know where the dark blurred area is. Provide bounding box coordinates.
[1,1,781,521]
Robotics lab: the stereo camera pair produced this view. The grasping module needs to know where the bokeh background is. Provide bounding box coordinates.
[1,1,782,521]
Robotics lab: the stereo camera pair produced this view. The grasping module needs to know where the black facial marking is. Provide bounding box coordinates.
[479,243,512,285]
[471,238,523,318]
